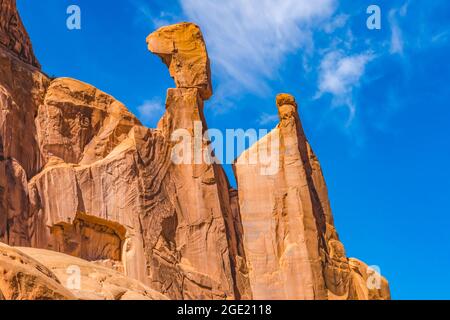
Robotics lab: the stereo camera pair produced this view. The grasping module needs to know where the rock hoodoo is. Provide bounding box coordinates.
[147,23,213,100]
[0,0,389,300]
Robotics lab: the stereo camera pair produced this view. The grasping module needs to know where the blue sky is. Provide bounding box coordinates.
[18,0,450,299]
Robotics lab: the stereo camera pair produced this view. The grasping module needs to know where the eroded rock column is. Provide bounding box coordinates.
[147,23,251,300]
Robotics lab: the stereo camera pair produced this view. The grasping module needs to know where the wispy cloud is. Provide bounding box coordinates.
[257,112,279,126]
[131,0,180,28]
[323,14,349,34]
[137,98,165,127]
[431,31,450,44]
[389,14,404,55]
[389,2,409,55]
[180,0,337,95]
[316,50,374,123]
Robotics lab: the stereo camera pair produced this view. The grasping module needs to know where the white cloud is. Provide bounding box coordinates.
[132,0,179,28]
[389,3,409,55]
[180,0,336,95]
[399,2,409,16]
[390,25,403,54]
[151,12,178,28]
[317,50,373,122]
[137,98,165,127]
[389,13,404,55]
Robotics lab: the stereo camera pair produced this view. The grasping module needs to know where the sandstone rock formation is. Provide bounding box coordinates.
[0,243,75,300]
[348,258,391,300]
[0,242,167,300]
[234,94,390,300]
[147,23,213,100]
[17,247,168,300]
[0,0,39,67]
[151,86,251,299]
[36,77,142,166]
[0,0,390,300]
[0,0,49,249]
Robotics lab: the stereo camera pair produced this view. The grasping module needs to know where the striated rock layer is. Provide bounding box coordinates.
[0,242,75,300]
[0,0,389,300]
[17,247,168,300]
[234,94,390,300]
[0,0,39,67]
[0,243,168,300]
[0,0,49,249]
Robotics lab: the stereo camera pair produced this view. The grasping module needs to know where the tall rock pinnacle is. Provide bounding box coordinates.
[234,94,390,300]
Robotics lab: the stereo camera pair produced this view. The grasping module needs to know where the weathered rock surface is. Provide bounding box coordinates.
[348,258,391,300]
[154,86,251,299]
[234,94,390,300]
[17,247,168,300]
[0,0,390,301]
[26,81,251,299]
[0,0,39,67]
[0,243,75,300]
[0,7,249,299]
[147,23,213,100]
[0,38,48,178]
[0,242,168,300]
[0,0,49,248]
[0,158,29,246]
[36,77,142,165]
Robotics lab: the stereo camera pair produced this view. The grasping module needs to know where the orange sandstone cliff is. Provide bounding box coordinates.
[0,0,389,300]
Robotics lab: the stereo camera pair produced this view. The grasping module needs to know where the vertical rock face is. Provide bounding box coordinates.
[0,0,40,68]
[0,1,390,301]
[0,0,48,247]
[234,94,390,300]
[0,47,48,178]
[0,159,29,246]
[234,94,326,299]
